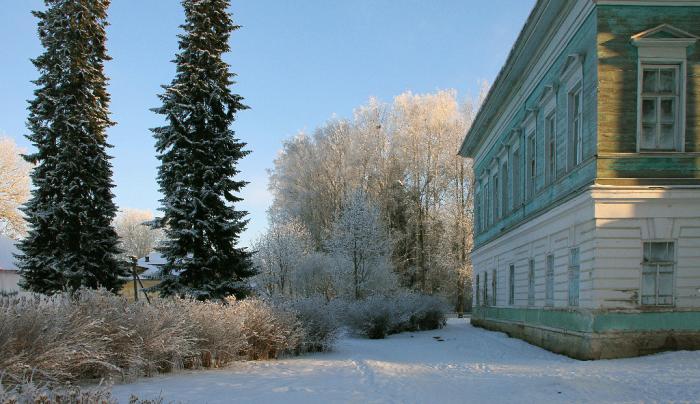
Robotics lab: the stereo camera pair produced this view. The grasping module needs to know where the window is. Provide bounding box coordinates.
[492,172,499,222]
[568,248,580,306]
[475,188,481,233]
[475,274,480,306]
[527,134,536,200]
[545,113,556,184]
[642,241,675,306]
[492,269,497,306]
[527,259,535,306]
[545,255,554,307]
[508,264,515,306]
[483,271,489,306]
[501,160,509,215]
[512,148,521,208]
[568,85,583,168]
[639,65,680,151]
[484,180,491,228]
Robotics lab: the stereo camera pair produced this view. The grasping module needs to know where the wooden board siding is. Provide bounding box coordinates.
[596,5,700,182]
[474,11,599,248]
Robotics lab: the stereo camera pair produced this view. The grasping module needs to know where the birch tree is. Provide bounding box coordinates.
[0,137,31,238]
[326,190,396,299]
[114,208,163,259]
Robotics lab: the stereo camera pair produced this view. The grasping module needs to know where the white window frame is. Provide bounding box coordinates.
[568,248,580,307]
[538,85,558,185]
[522,112,537,201]
[492,269,497,306]
[637,59,688,153]
[510,133,522,210]
[638,64,682,151]
[545,254,554,307]
[641,240,676,307]
[500,154,509,216]
[508,263,515,306]
[561,54,584,170]
[527,258,535,306]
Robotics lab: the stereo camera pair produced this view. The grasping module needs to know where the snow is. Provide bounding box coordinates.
[0,235,19,271]
[112,318,700,403]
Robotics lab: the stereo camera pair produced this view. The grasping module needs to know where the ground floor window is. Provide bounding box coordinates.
[642,241,675,306]
[476,274,480,306]
[545,255,554,306]
[528,259,535,306]
[508,264,515,305]
[483,271,489,306]
[568,248,580,306]
[492,269,497,306]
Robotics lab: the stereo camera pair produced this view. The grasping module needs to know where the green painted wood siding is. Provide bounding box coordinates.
[596,5,700,185]
[474,11,598,247]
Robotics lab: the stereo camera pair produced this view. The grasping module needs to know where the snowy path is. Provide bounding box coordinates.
[112,318,700,403]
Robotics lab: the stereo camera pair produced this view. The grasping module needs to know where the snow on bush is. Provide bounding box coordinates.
[285,296,340,353]
[0,290,304,386]
[342,292,449,339]
[236,298,303,360]
[0,381,165,404]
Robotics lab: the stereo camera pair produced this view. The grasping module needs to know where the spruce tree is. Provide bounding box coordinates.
[18,0,125,294]
[153,0,254,300]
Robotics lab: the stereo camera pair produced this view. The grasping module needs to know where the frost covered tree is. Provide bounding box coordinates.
[152,0,254,300]
[18,0,125,294]
[327,190,396,299]
[114,208,163,259]
[268,89,483,306]
[252,218,312,296]
[0,137,31,239]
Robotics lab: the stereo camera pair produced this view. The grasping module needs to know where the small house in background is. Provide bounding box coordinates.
[0,235,22,295]
[459,0,700,359]
[136,251,166,280]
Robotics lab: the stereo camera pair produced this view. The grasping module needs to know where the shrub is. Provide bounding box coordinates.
[236,298,303,360]
[342,291,449,339]
[0,289,309,387]
[286,296,340,353]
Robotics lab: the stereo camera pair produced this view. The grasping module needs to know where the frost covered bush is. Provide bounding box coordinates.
[235,298,303,360]
[0,382,117,404]
[285,296,340,353]
[342,291,449,339]
[0,289,309,387]
[0,381,164,404]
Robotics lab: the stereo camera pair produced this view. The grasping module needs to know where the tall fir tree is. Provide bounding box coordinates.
[153,0,254,300]
[18,0,125,294]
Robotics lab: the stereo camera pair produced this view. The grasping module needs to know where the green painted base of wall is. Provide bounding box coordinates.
[472,307,700,360]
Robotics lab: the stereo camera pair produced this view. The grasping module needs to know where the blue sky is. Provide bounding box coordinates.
[0,0,534,247]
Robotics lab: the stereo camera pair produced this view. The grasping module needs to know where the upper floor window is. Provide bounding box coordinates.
[511,145,521,208]
[569,86,583,167]
[545,112,557,184]
[526,133,536,200]
[500,159,509,215]
[492,171,499,222]
[561,53,584,170]
[640,65,681,151]
[632,23,698,153]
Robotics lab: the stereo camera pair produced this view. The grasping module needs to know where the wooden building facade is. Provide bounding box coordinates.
[459,0,700,359]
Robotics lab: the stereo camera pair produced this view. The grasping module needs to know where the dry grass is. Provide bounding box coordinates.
[0,290,305,387]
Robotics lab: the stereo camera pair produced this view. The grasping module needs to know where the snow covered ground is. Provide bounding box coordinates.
[112,318,700,403]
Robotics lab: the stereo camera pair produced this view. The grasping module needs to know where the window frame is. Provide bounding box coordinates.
[527,258,535,306]
[508,263,515,306]
[637,62,685,152]
[511,137,522,210]
[568,247,580,307]
[568,85,583,168]
[640,240,676,307]
[545,254,554,307]
[492,269,497,306]
[561,54,584,171]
